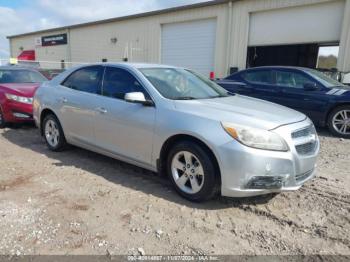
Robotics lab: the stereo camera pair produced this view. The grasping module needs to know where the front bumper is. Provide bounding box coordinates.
[1,100,34,123]
[218,119,319,198]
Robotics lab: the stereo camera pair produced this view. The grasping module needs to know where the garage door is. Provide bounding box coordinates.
[161,19,216,77]
[248,1,345,46]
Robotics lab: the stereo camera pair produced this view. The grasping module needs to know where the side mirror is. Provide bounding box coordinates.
[124,92,154,106]
[304,82,318,91]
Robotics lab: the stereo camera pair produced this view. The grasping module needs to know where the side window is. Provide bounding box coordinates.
[242,70,273,85]
[62,66,103,94]
[102,67,149,100]
[275,71,312,89]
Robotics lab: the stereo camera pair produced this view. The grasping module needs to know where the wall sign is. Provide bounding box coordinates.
[41,34,67,46]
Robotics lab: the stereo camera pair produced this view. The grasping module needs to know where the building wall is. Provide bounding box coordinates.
[338,0,350,72]
[9,0,350,76]
[228,0,346,71]
[69,3,230,76]
[10,3,230,75]
[10,29,69,69]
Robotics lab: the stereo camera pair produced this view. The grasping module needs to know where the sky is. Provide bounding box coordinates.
[318,46,339,57]
[0,0,207,58]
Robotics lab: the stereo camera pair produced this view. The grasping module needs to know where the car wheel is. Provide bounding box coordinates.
[0,109,6,129]
[43,114,67,151]
[166,141,220,202]
[328,106,350,138]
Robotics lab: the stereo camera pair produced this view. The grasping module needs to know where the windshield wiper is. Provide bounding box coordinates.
[173,96,197,100]
[208,94,231,98]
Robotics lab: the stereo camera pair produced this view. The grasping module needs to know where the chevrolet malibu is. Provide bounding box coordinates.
[33,63,319,202]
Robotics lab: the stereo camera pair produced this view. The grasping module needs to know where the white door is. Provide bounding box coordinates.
[248,1,345,47]
[161,19,217,77]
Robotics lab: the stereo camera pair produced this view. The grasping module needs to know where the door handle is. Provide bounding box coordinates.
[61,97,68,103]
[96,107,107,114]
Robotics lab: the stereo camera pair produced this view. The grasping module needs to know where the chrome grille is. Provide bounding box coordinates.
[291,126,313,139]
[295,142,317,155]
[292,125,318,156]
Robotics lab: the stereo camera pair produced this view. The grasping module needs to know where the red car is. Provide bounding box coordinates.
[0,67,48,128]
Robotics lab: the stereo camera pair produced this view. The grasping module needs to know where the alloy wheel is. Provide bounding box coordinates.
[171,151,205,194]
[45,120,60,147]
[332,110,350,135]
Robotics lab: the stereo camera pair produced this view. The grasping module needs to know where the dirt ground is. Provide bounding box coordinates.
[0,125,349,256]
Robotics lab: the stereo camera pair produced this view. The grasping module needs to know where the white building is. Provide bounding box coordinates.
[7,0,350,78]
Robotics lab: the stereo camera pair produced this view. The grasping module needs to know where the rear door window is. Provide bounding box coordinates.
[242,70,274,85]
[62,66,103,94]
[275,71,313,89]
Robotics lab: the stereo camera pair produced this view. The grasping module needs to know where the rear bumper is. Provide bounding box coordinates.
[218,119,319,198]
[1,100,34,123]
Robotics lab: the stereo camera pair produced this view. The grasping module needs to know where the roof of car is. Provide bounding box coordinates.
[243,66,312,72]
[102,62,179,69]
[71,62,181,70]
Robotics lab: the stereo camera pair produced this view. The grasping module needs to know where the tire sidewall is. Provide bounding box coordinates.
[43,114,66,151]
[328,106,350,139]
[0,108,6,128]
[166,141,219,202]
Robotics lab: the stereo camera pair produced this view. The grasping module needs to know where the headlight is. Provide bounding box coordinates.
[5,94,33,105]
[221,122,289,152]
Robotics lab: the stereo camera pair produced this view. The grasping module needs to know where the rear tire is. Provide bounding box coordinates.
[43,114,67,151]
[0,109,6,129]
[166,141,220,202]
[327,106,350,139]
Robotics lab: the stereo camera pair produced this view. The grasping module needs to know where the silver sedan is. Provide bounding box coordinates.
[33,63,319,202]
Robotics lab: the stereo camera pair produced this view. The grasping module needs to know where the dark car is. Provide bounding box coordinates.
[216,66,350,138]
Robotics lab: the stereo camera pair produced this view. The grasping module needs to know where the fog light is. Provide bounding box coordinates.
[246,176,285,190]
[13,113,31,119]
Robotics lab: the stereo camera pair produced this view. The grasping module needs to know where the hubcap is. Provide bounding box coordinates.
[45,120,60,147]
[332,110,350,135]
[171,151,204,194]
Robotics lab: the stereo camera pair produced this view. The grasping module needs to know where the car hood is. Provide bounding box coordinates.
[174,95,306,130]
[0,83,41,97]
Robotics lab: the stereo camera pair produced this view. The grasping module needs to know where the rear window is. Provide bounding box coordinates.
[62,66,103,94]
[242,70,273,84]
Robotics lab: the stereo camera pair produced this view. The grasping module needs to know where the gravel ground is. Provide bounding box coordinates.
[0,125,349,256]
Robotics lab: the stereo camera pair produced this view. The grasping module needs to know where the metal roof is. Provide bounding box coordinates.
[7,0,233,39]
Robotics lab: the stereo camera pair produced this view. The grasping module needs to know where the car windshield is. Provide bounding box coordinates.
[0,69,47,84]
[305,69,346,88]
[140,68,230,100]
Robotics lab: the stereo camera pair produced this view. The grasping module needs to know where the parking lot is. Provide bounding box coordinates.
[0,126,349,256]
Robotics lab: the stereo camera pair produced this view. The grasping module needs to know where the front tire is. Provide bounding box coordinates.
[43,114,67,151]
[0,109,6,129]
[328,106,350,138]
[166,141,220,202]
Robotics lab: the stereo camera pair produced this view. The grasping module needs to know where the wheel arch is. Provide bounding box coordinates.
[40,108,59,136]
[326,102,350,126]
[158,134,222,184]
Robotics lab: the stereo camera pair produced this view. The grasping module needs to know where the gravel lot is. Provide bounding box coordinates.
[0,125,349,256]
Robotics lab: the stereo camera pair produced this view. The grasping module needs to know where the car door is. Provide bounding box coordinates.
[274,69,329,122]
[93,66,156,165]
[240,69,280,103]
[58,66,103,146]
